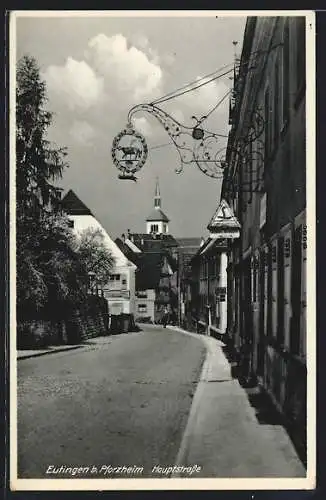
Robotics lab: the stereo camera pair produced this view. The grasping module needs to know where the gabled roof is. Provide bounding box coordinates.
[61,189,93,216]
[146,208,170,222]
[130,233,179,252]
[135,251,177,290]
[115,238,139,265]
[207,199,241,232]
[176,237,203,248]
[191,236,228,261]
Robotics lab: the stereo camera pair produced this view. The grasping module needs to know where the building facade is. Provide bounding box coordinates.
[115,179,178,324]
[61,190,137,322]
[221,16,307,458]
[189,199,240,336]
[175,237,204,328]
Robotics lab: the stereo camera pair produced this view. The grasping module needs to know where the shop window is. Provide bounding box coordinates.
[291,225,302,354]
[277,237,285,345]
[291,216,306,357]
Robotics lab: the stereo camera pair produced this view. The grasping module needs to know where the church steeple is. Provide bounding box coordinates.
[146,178,170,235]
[154,177,161,209]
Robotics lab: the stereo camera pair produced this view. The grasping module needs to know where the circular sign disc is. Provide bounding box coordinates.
[112,125,148,175]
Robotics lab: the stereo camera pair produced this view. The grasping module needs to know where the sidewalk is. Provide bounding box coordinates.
[168,326,307,478]
[17,344,84,360]
[17,333,144,360]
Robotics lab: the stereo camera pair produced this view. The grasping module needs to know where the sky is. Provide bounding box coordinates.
[15,12,246,239]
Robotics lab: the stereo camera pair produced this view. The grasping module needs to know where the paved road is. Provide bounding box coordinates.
[17,327,206,479]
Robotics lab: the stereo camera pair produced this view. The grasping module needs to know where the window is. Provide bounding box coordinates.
[296,17,306,94]
[109,274,121,288]
[138,304,147,313]
[247,141,253,203]
[282,18,290,125]
[277,237,285,345]
[121,274,127,289]
[273,59,280,148]
[137,291,148,298]
[151,224,159,233]
[264,88,271,160]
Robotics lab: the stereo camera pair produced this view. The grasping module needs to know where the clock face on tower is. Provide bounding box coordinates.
[111,124,148,175]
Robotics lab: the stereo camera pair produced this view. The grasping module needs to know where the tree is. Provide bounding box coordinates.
[16,55,67,219]
[16,55,87,316]
[76,228,115,292]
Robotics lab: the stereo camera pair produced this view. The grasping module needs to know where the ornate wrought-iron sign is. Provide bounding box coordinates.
[111,123,148,180]
[111,51,268,182]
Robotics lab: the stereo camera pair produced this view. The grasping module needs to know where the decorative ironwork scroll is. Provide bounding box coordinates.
[111,100,265,182]
[128,104,228,179]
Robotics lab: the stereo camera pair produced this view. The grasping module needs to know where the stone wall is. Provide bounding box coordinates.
[17,295,109,349]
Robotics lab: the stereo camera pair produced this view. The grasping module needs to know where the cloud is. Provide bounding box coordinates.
[177,77,230,115]
[85,33,163,102]
[131,33,175,67]
[132,116,153,137]
[44,57,104,110]
[69,120,96,146]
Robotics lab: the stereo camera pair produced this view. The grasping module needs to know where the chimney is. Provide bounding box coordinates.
[122,233,125,242]
[127,229,131,238]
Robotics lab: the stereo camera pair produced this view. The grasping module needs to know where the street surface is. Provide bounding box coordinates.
[18,326,206,478]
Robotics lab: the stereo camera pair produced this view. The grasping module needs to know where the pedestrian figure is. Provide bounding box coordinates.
[162,306,169,328]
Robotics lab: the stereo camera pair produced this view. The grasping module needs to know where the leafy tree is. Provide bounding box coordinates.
[17,212,87,317]
[76,228,115,291]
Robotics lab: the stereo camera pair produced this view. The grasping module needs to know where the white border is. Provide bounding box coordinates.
[9,9,316,491]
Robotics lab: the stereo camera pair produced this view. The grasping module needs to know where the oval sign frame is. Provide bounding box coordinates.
[111,125,148,175]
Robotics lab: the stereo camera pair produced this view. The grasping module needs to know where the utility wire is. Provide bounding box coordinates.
[152,67,234,106]
[149,43,283,107]
[150,62,234,106]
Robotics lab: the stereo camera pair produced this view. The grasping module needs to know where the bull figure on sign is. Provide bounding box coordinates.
[116,146,142,160]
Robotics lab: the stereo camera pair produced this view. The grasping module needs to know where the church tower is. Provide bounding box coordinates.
[146,178,170,235]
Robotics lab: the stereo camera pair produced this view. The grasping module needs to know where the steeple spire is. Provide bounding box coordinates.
[154,177,161,209]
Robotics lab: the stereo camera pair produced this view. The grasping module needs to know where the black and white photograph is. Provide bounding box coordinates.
[9,10,315,490]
